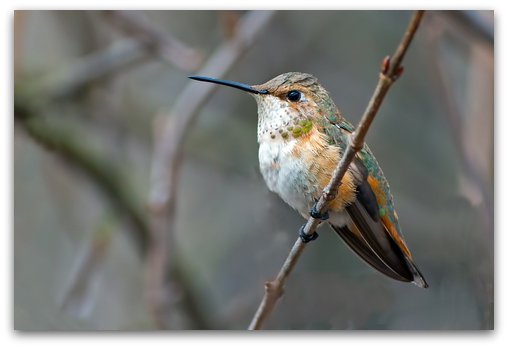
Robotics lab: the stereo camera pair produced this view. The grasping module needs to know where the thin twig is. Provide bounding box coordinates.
[248,10,425,330]
[105,10,204,71]
[146,10,276,329]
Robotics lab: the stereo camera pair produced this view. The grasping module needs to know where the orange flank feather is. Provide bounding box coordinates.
[367,175,386,207]
[368,175,412,259]
[291,127,357,212]
[381,215,412,259]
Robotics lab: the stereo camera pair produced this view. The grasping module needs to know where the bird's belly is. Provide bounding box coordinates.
[258,139,352,228]
[258,140,316,215]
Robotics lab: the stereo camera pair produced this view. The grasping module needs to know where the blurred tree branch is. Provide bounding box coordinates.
[26,12,204,101]
[14,101,150,255]
[442,11,494,46]
[147,10,276,329]
[423,21,493,225]
[423,14,493,330]
[28,38,148,100]
[104,11,204,71]
[59,217,113,317]
[218,11,240,40]
[14,92,210,329]
[248,10,426,330]
[14,11,25,80]
[14,10,214,328]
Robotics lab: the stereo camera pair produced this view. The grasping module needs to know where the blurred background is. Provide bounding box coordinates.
[13,10,494,330]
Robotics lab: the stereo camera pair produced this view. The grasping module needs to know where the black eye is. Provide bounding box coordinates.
[287,90,301,102]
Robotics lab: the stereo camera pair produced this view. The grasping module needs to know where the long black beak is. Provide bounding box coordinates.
[188,76,268,94]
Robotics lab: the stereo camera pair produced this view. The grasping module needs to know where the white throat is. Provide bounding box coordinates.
[255,95,302,143]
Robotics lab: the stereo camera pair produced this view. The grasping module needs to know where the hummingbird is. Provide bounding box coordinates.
[189,72,428,288]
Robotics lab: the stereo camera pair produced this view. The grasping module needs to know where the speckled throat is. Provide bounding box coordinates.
[255,94,313,143]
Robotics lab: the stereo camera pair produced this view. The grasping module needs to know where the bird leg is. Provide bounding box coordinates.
[299,225,319,243]
[310,203,329,221]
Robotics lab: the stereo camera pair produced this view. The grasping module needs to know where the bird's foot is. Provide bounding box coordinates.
[299,225,319,243]
[310,204,329,221]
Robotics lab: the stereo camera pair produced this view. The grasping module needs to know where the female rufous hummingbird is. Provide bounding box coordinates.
[190,72,428,288]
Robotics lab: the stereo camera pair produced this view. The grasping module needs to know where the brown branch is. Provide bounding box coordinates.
[14,11,26,80]
[105,10,204,71]
[146,10,276,329]
[248,10,426,330]
[218,11,241,40]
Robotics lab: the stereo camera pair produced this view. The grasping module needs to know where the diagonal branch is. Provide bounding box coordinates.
[443,10,494,46]
[27,38,149,100]
[14,107,150,256]
[146,10,276,329]
[105,11,204,71]
[248,10,426,330]
[26,12,203,101]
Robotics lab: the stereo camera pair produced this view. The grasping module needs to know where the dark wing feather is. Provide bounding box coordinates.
[345,200,414,281]
[328,165,415,282]
[329,223,411,282]
[355,177,380,221]
[347,161,428,287]
[323,119,428,287]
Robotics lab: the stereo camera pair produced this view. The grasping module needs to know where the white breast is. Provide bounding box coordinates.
[254,94,350,225]
[258,139,316,216]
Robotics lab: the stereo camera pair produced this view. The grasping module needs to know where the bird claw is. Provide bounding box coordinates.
[299,225,319,243]
[310,204,329,221]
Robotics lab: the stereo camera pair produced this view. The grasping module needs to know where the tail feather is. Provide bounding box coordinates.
[329,223,413,283]
[405,257,429,288]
